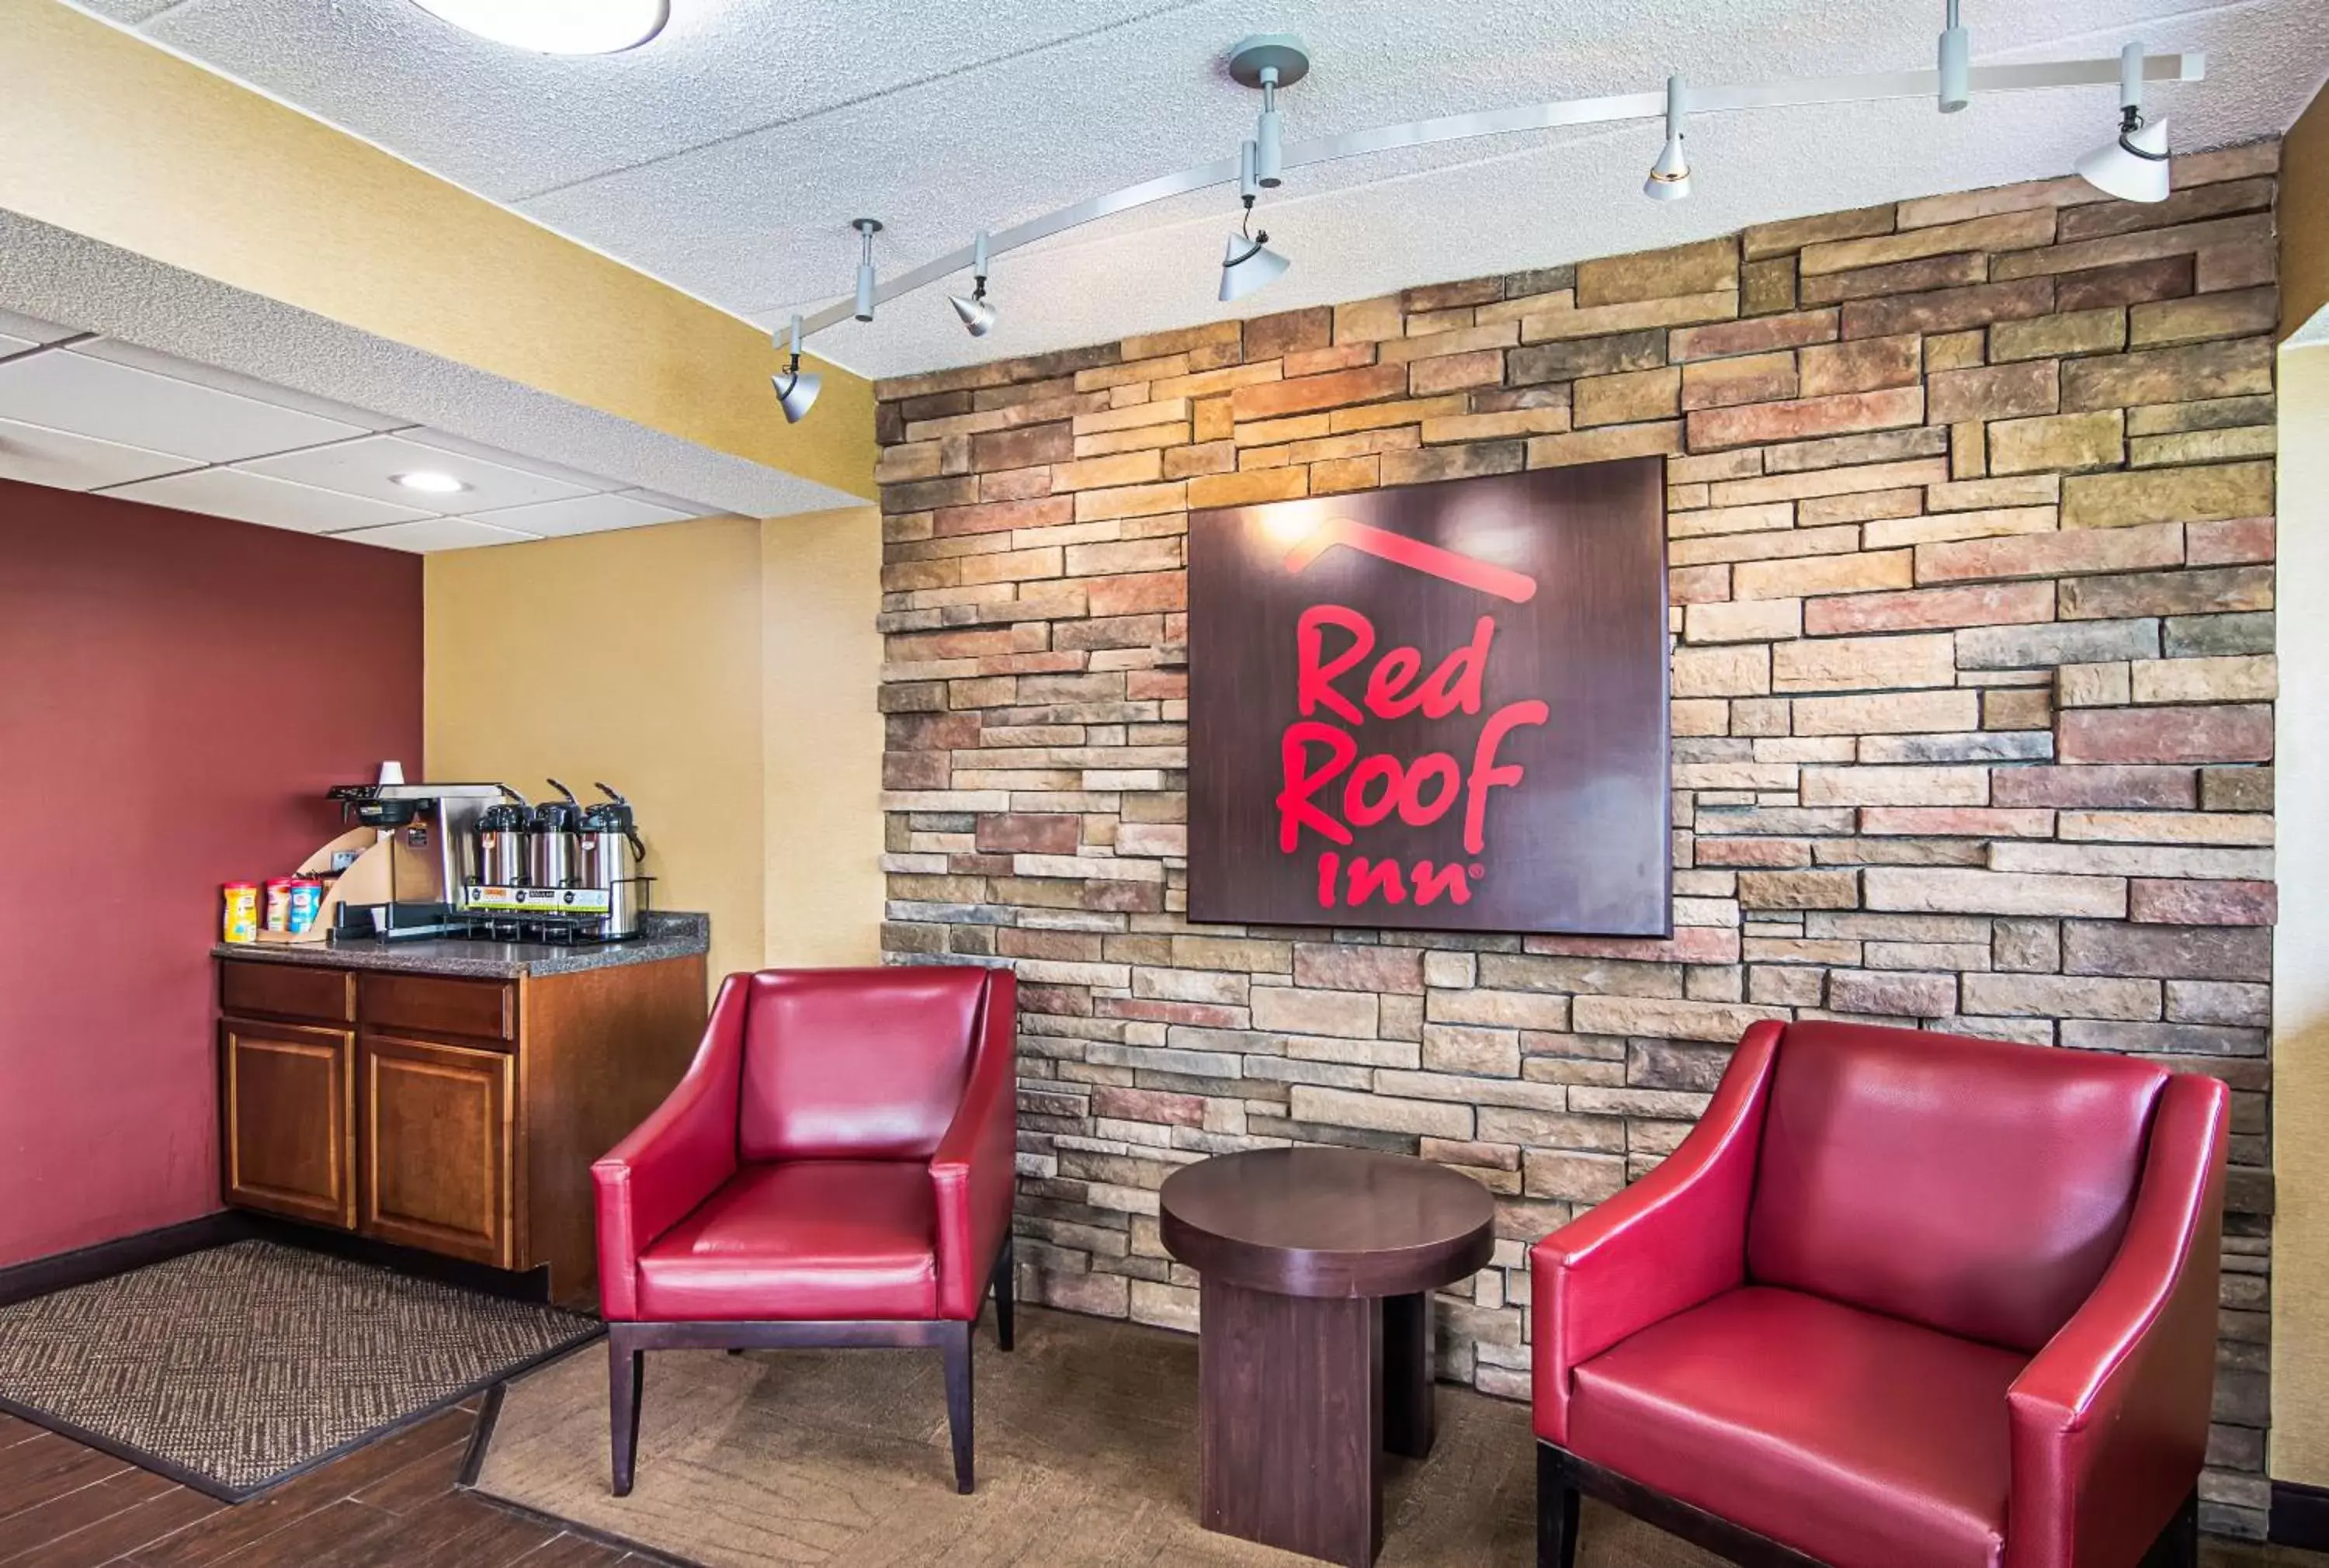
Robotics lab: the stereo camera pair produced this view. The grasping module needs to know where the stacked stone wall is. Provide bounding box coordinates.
[873,144,2282,1533]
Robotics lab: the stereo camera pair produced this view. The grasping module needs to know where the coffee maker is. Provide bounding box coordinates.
[324,781,517,938]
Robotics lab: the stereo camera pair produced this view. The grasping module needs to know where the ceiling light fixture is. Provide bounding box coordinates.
[1643,75,1691,201]
[1937,1,1971,113]
[391,470,469,494]
[771,315,822,424]
[407,0,668,55]
[1220,140,1290,303]
[764,33,2209,421]
[949,231,998,337]
[2077,41,2172,203]
[852,219,883,323]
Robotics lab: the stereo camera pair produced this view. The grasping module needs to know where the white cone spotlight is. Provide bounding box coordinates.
[948,231,997,337]
[2077,42,2171,203]
[1643,75,1690,200]
[949,291,996,336]
[1220,232,1289,302]
[772,315,821,423]
[773,369,821,423]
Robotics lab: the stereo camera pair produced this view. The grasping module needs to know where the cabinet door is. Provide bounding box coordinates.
[359,1033,515,1268]
[220,1019,356,1229]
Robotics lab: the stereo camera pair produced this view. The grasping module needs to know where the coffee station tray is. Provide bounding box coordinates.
[212,910,710,980]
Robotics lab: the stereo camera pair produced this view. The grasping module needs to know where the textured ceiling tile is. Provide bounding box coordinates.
[60,0,2329,378]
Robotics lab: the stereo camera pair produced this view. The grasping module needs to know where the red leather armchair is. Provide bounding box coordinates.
[1532,1020,2227,1568]
[592,965,1017,1496]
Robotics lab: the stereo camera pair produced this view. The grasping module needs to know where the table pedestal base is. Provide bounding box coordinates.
[1196,1278,1438,1567]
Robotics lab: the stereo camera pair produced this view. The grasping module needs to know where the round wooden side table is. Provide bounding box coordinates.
[1159,1147,1498,1568]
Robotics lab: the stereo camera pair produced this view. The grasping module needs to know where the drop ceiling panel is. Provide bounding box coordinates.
[0,349,370,461]
[327,515,541,553]
[106,467,432,532]
[0,417,191,491]
[397,427,615,491]
[75,337,409,432]
[239,432,595,512]
[0,332,41,361]
[65,0,2329,376]
[0,308,77,345]
[467,491,692,538]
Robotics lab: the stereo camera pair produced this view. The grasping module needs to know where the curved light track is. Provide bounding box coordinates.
[790,50,2205,342]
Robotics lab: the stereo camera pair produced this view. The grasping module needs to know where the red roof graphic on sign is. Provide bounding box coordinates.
[1281,517,1538,603]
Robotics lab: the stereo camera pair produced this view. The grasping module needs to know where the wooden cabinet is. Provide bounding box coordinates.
[216,949,703,1304]
[221,1019,356,1230]
[360,1033,515,1268]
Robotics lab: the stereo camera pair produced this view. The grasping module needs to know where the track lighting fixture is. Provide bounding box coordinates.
[1643,75,1690,201]
[2076,42,2171,203]
[771,315,821,424]
[851,218,883,322]
[1220,140,1289,302]
[1937,1,1970,113]
[766,30,2211,383]
[948,231,997,337]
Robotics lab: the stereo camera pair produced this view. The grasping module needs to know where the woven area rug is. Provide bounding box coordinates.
[473,1303,1723,1568]
[0,1239,600,1500]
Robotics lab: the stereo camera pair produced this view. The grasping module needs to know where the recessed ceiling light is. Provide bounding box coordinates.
[392,470,470,494]
[408,0,669,56]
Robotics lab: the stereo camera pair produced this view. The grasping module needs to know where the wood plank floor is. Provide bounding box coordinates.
[0,1403,679,1568]
[2,1389,2324,1568]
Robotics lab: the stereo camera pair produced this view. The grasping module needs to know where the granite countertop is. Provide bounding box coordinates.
[213,911,709,980]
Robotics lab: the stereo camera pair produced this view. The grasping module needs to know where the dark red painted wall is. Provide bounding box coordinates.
[0,479,422,1268]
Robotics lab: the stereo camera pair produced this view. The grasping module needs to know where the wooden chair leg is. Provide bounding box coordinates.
[942,1319,975,1494]
[993,1235,1017,1353]
[2140,1490,2199,1568]
[1537,1444,1579,1568]
[608,1331,644,1497]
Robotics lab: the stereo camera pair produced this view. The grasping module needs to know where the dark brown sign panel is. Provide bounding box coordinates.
[1188,459,1671,936]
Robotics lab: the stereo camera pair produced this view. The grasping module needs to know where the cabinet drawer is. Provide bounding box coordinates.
[358,973,515,1043]
[219,959,354,1025]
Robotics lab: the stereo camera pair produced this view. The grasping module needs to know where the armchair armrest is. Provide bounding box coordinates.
[932,968,1018,1322]
[1530,1020,1781,1445]
[2006,1072,2228,1568]
[591,974,748,1320]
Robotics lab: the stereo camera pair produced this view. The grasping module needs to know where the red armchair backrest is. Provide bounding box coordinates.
[1745,1021,2172,1351]
[737,966,991,1161]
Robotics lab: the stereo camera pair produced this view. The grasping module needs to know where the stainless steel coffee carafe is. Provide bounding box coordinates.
[529,779,583,890]
[578,782,647,938]
[476,800,531,886]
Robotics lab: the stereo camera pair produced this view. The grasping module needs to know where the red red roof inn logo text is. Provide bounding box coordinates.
[1189,461,1672,937]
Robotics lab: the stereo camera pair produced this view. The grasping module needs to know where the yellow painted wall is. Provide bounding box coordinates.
[422,509,887,990]
[762,509,887,967]
[0,0,872,497]
[2286,81,2329,339]
[2273,338,2329,1483]
[425,518,770,988]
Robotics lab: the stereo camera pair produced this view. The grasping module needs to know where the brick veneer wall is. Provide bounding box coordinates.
[873,144,2282,1533]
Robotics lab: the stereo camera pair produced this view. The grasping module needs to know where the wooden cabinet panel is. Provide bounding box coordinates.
[221,1020,355,1230]
[220,960,354,1025]
[359,1033,515,1268]
[356,973,513,1044]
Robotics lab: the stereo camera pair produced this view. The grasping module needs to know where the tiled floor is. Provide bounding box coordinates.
[0,1393,2321,1568]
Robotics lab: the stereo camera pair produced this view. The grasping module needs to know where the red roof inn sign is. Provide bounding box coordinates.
[1189,460,1671,936]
